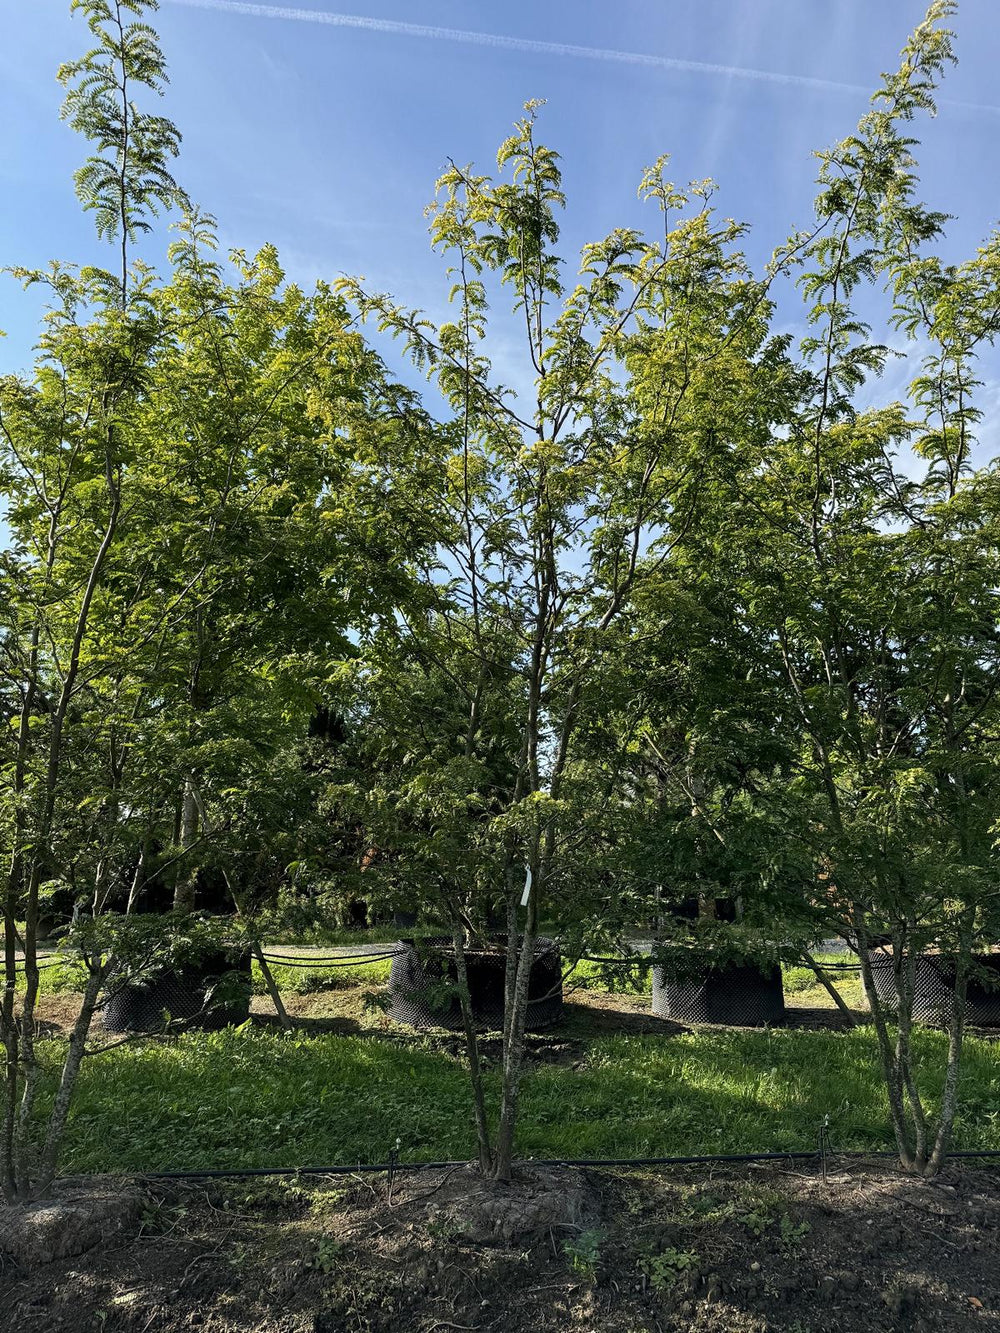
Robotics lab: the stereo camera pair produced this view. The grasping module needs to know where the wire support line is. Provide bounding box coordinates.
[258,951,404,968]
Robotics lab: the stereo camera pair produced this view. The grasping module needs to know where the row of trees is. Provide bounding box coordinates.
[2,0,998,1195]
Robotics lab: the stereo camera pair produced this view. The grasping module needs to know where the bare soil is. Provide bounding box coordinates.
[2,1158,997,1333]
[27,961,869,1044]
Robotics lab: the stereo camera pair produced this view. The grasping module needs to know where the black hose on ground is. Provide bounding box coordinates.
[138,1147,1000,1181]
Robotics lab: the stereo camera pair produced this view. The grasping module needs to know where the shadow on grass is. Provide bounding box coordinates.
[561,994,688,1038]
[251,1011,367,1037]
[46,1018,1000,1178]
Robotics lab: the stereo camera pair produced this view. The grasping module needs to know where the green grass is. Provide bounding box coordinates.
[22,954,857,1006]
[16,958,89,994]
[45,1023,1000,1174]
[253,956,394,994]
[265,922,445,946]
[782,958,865,1010]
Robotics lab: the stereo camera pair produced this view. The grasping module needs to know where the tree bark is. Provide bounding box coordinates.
[800,951,857,1026]
[450,917,493,1173]
[35,964,107,1197]
[173,777,200,912]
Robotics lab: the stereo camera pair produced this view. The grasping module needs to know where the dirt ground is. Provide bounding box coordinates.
[27,976,862,1045]
[2,1158,998,1333]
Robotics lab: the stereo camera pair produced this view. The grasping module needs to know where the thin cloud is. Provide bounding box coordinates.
[157,0,878,100]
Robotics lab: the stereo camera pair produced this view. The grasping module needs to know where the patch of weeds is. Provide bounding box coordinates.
[640,1247,698,1291]
[563,1227,605,1281]
[216,1183,264,1212]
[228,1240,255,1273]
[618,1178,650,1217]
[687,1190,737,1226]
[425,1215,470,1242]
[308,1235,344,1274]
[271,1179,312,1211]
[778,1214,811,1255]
[738,1206,773,1238]
[309,1185,350,1217]
[138,1199,188,1235]
[301,972,362,995]
[733,1184,784,1237]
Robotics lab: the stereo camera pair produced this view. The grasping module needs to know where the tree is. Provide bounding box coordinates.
[58,0,186,305]
[0,0,435,1200]
[334,98,798,1179]
[605,0,1000,1175]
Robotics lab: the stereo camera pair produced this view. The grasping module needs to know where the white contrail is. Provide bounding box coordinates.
[159,0,870,97]
[159,0,1000,115]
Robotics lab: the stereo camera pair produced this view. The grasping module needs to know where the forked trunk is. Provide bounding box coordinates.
[492,904,538,1181]
[449,916,493,1174]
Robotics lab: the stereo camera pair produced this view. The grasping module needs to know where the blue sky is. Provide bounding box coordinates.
[3,0,1000,406]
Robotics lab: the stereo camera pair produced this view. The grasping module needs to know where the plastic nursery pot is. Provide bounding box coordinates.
[867,950,1000,1028]
[387,936,563,1032]
[102,946,253,1035]
[651,958,786,1027]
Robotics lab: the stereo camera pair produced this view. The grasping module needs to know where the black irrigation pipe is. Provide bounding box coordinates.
[259,952,403,969]
[141,1147,1000,1182]
[258,951,864,972]
[262,949,401,961]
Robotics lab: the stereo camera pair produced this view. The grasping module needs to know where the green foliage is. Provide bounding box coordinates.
[58,0,187,286]
[778,1213,811,1255]
[307,1234,344,1274]
[640,1246,698,1291]
[27,1024,999,1174]
[252,957,393,995]
[562,1226,605,1280]
[5,0,1000,1192]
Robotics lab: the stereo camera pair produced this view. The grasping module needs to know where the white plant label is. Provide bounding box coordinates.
[520,866,532,907]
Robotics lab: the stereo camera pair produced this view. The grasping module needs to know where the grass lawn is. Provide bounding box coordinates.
[43,1019,1000,1175]
[19,943,997,1177]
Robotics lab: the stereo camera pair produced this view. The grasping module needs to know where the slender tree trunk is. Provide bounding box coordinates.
[125,843,148,915]
[493,877,540,1181]
[893,930,928,1168]
[800,951,857,1026]
[35,964,107,1197]
[855,922,916,1170]
[173,777,199,912]
[216,866,290,1031]
[252,942,291,1032]
[926,915,975,1177]
[1,890,21,1201]
[450,917,493,1173]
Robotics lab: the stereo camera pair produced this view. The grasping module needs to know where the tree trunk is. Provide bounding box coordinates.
[173,777,199,912]
[450,917,493,1173]
[800,951,857,1026]
[252,942,291,1032]
[893,931,929,1169]
[855,922,917,1170]
[492,890,539,1181]
[926,917,975,1176]
[35,964,107,1197]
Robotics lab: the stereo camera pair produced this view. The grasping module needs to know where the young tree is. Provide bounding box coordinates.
[335,98,798,1178]
[613,0,1000,1175]
[58,0,186,305]
[0,0,435,1200]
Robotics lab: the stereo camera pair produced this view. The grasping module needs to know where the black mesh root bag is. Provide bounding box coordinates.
[867,951,1000,1028]
[102,948,252,1034]
[652,960,786,1026]
[388,936,563,1032]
